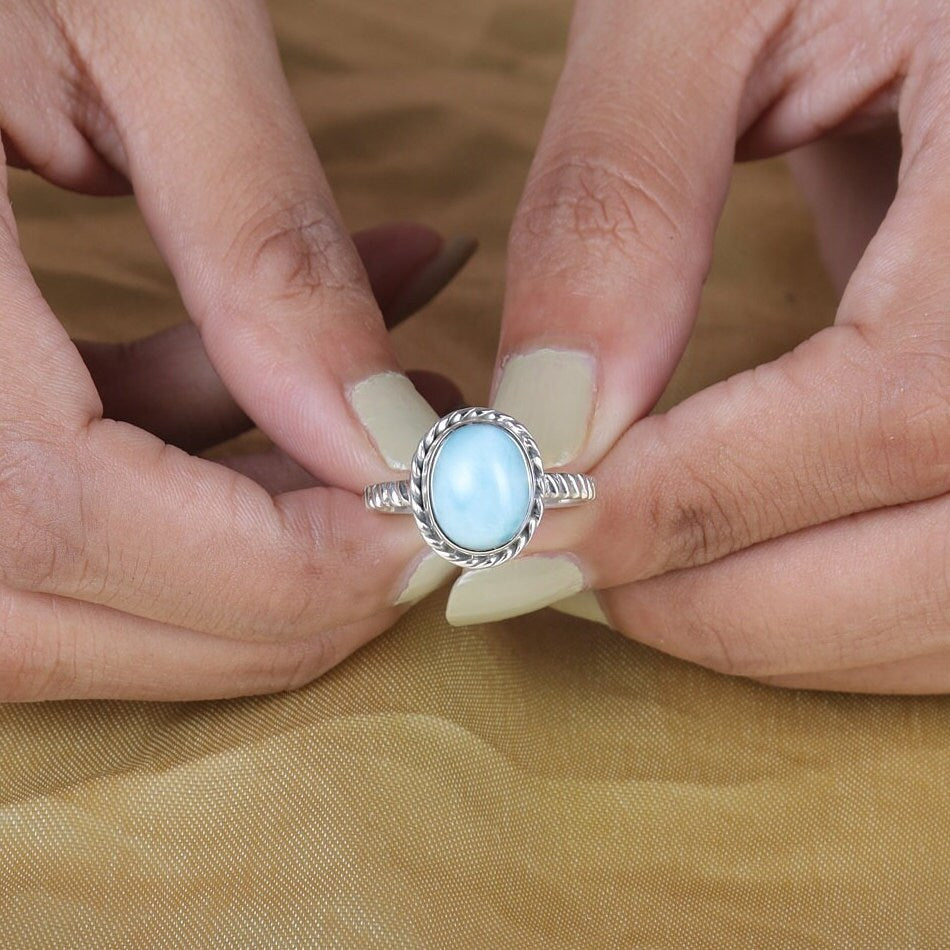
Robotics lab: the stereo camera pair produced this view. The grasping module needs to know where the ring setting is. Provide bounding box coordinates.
[364,407,595,569]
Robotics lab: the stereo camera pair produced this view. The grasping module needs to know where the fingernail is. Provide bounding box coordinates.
[445,555,584,626]
[551,591,612,627]
[493,349,596,467]
[395,551,457,606]
[386,234,478,322]
[349,371,438,470]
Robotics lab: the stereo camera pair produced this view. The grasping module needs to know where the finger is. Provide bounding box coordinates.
[786,123,900,294]
[551,589,950,694]
[75,225,470,452]
[488,0,776,471]
[599,493,950,686]
[755,652,950,695]
[592,319,948,592]
[0,582,401,702]
[82,0,471,484]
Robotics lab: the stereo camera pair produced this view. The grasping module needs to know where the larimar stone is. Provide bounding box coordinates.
[430,423,533,552]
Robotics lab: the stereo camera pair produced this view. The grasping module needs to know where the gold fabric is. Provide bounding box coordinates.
[2,1,949,945]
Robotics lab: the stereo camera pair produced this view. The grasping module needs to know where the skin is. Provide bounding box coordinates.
[0,0,463,701]
[493,0,949,692]
[1,0,946,700]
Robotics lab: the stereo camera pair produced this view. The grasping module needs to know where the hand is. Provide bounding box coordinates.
[445,0,950,694]
[0,0,474,701]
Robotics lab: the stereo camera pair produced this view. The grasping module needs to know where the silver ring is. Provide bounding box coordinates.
[363,407,595,570]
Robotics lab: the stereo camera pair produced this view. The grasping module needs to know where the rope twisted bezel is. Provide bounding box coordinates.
[409,407,545,569]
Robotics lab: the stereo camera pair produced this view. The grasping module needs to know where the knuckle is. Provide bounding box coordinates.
[658,496,724,573]
[0,429,87,593]
[265,493,365,641]
[644,451,750,575]
[509,147,684,284]
[227,194,365,310]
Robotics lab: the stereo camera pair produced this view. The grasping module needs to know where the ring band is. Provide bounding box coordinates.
[364,472,596,513]
[364,407,596,570]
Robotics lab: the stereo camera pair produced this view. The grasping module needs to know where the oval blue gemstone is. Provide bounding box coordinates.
[429,422,533,552]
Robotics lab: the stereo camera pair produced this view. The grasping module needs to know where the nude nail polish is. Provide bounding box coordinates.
[493,349,596,467]
[349,371,438,470]
[551,590,612,627]
[395,552,458,606]
[445,555,584,626]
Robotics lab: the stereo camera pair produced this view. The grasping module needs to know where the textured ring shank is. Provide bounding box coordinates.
[363,480,411,513]
[539,472,596,506]
[364,473,594,513]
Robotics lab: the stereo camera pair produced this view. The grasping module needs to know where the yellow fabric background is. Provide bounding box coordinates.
[2,0,949,945]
